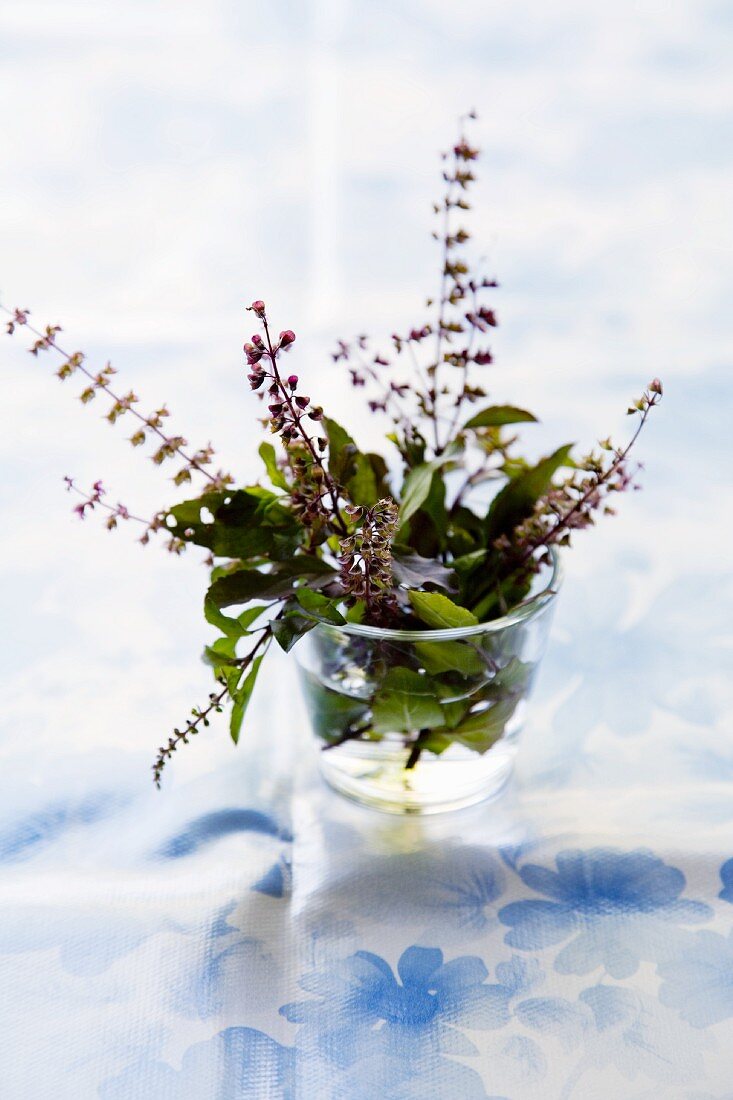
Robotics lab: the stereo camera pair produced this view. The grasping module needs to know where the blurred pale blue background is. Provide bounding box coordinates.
[1,0,731,789]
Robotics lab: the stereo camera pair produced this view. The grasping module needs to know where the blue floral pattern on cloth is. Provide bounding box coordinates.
[99,1027,296,1100]
[280,945,524,1097]
[499,847,712,977]
[658,929,733,1029]
[282,945,515,1060]
[100,947,543,1100]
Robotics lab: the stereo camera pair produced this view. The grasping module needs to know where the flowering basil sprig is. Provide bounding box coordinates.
[3,113,662,782]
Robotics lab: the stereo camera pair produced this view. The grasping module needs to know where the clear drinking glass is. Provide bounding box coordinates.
[295,549,561,814]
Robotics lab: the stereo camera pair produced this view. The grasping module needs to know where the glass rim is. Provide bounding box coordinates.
[316,546,563,642]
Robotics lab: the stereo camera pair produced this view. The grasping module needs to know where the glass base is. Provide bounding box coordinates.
[318,739,516,815]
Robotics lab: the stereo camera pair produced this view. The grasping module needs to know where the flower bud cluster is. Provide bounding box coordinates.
[5,307,29,334]
[289,451,330,527]
[243,300,349,539]
[29,323,61,355]
[339,499,400,621]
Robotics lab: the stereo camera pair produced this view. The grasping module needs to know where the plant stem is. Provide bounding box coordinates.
[321,723,371,751]
[514,401,654,570]
[260,315,349,537]
[2,305,224,486]
[443,281,480,443]
[405,728,431,770]
[431,181,455,456]
[65,478,153,528]
[152,626,272,786]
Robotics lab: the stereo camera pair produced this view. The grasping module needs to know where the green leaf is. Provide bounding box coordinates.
[167,488,298,560]
[469,574,533,622]
[485,657,533,700]
[204,597,269,639]
[258,441,289,491]
[414,639,485,676]
[485,444,574,542]
[463,405,538,430]
[399,464,435,527]
[417,472,447,538]
[421,731,454,755]
[272,587,346,652]
[452,549,488,583]
[402,472,448,560]
[449,545,488,598]
[389,429,427,469]
[398,445,460,526]
[207,557,336,609]
[236,605,271,631]
[438,699,471,730]
[446,504,483,559]
[346,452,378,507]
[448,700,516,754]
[408,590,479,629]
[299,670,369,743]
[271,613,318,652]
[208,570,290,608]
[366,453,391,499]
[371,668,444,734]
[345,600,366,623]
[229,653,266,743]
[204,594,243,637]
[295,588,346,624]
[324,418,358,485]
[392,551,456,591]
[202,636,241,668]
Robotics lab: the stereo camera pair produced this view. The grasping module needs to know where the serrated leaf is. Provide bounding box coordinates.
[371,668,444,734]
[464,405,538,430]
[408,590,479,629]
[485,444,574,542]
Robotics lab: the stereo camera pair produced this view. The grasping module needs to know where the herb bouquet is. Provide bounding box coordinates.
[4,117,661,813]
